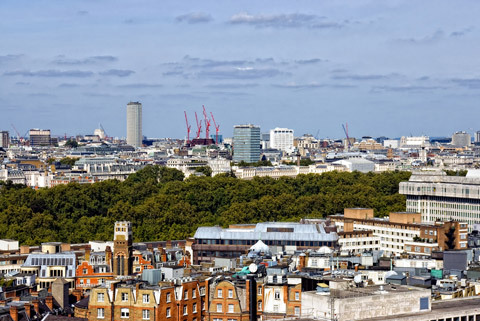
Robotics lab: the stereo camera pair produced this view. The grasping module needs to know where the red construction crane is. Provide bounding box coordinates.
[194,112,202,139]
[342,122,352,149]
[10,124,21,139]
[184,111,191,142]
[202,105,211,140]
[210,112,220,144]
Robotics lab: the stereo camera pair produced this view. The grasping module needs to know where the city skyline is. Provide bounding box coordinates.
[1,1,480,139]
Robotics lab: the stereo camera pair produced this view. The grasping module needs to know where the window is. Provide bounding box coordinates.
[166,307,171,318]
[218,289,223,298]
[274,290,280,300]
[121,308,129,318]
[166,293,171,303]
[97,308,104,319]
[184,290,188,300]
[200,287,205,295]
[143,294,150,303]
[183,305,187,315]
[228,289,233,298]
[228,304,234,313]
[294,306,300,316]
[202,301,205,311]
[142,309,150,320]
[273,305,279,312]
[258,301,262,310]
[83,268,87,274]
[192,289,196,298]
[295,292,300,301]
[420,297,429,310]
[97,293,104,302]
[193,303,197,313]
[257,287,262,295]
[121,293,128,301]
[217,304,222,312]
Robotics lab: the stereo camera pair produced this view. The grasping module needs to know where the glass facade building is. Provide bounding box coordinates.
[233,124,261,163]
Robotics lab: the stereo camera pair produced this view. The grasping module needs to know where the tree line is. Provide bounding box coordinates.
[0,167,411,245]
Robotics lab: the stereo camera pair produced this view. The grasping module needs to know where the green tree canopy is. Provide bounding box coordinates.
[0,169,410,244]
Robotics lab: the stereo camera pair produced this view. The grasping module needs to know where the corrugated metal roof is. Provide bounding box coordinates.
[194,222,337,241]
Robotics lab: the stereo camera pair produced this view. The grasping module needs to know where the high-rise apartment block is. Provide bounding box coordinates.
[269,127,294,153]
[0,131,9,148]
[29,129,51,146]
[233,124,261,163]
[126,102,142,147]
[400,171,480,232]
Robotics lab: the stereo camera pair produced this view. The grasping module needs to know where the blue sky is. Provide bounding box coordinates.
[1,0,480,139]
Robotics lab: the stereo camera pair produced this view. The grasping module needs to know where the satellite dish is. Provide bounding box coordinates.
[354,274,362,283]
[249,263,258,273]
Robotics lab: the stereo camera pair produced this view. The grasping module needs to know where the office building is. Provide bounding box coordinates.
[329,208,468,256]
[126,102,142,147]
[0,131,9,148]
[451,131,471,147]
[260,132,270,149]
[233,124,260,163]
[269,127,294,153]
[475,131,480,144]
[192,222,338,264]
[399,136,430,149]
[400,171,480,231]
[29,129,51,146]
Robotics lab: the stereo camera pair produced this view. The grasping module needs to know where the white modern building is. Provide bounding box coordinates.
[451,131,471,147]
[399,136,430,149]
[332,157,375,173]
[269,128,294,153]
[399,171,480,231]
[126,101,142,147]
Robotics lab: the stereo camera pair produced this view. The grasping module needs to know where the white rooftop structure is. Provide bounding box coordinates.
[194,222,338,243]
[250,240,270,253]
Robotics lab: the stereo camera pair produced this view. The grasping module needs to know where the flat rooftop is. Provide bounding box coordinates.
[361,296,480,320]
[327,284,424,299]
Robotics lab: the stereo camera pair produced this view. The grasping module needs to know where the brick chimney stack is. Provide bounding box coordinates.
[24,303,32,318]
[32,299,40,315]
[45,296,53,311]
[9,305,18,321]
